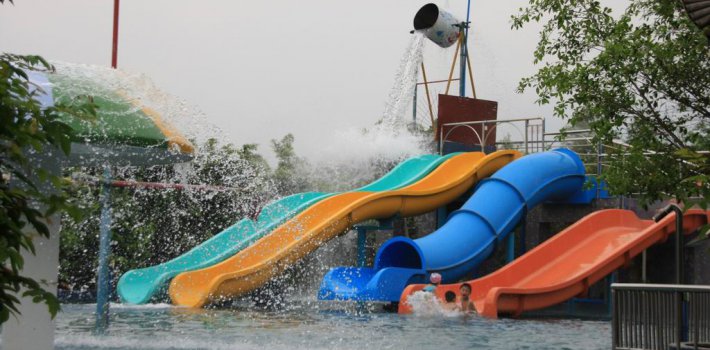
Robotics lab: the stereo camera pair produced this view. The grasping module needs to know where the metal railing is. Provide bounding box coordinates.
[438,117,605,176]
[438,117,709,201]
[438,117,546,155]
[612,283,710,350]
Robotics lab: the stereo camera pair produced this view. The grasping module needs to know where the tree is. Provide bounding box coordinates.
[513,0,710,210]
[271,134,308,195]
[0,53,96,322]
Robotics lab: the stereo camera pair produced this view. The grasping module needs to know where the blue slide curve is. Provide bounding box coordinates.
[318,149,586,302]
[118,153,457,304]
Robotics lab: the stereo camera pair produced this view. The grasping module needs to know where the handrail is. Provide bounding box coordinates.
[612,283,710,350]
[612,283,710,293]
[439,117,709,203]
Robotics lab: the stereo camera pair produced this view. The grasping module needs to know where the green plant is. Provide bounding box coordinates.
[513,0,710,210]
[272,134,309,195]
[0,53,96,322]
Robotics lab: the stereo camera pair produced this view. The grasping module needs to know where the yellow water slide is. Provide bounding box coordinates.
[169,150,521,307]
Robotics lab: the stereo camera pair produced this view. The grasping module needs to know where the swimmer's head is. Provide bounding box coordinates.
[429,273,442,284]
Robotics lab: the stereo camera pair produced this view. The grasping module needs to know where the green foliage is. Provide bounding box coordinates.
[237,143,270,172]
[271,134,309,195]
[0,53,96,322]
[513,0,710,209]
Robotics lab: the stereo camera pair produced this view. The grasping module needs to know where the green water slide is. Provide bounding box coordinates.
[117,153,457,304]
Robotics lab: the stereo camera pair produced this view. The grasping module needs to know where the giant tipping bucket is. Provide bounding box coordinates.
[413,3,461,48]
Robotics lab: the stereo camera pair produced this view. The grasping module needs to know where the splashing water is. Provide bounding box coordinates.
[404,291,463,317]
[295,128,430,192]
[54,34,432,306]
[52,62,280,297]
[295,33,431,193]
[49,61,221,144]
[378,33,426,131]
[246,34,436,303]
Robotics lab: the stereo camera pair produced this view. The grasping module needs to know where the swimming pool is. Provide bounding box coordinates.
[54,302,610,350]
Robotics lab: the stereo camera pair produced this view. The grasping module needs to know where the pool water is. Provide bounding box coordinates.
[55,303,611,350]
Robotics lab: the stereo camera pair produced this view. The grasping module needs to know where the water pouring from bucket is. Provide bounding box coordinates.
[412,3,461,48]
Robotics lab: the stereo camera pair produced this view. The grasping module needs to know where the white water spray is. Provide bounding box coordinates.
[378,33,426,131]
[404,291,463,317]
[295,33,431,193]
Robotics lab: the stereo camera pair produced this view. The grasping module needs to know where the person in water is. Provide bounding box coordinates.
[422,273,442,292]
[442,291,458,311]
[459,283,475,313]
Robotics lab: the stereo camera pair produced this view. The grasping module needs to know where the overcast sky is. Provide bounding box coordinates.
[1,1,619,160]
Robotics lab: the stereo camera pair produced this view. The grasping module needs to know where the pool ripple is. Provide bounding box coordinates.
[55,303,610,350]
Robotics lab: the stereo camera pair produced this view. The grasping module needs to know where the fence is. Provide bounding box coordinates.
[612,283,710,350]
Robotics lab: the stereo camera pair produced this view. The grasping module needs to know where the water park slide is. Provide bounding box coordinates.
[168,150,520,307]
[399,209,710,318]
[318,149,586,302]
[117,153,458,304]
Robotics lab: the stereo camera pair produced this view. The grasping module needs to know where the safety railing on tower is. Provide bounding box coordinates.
[438,117,607,177]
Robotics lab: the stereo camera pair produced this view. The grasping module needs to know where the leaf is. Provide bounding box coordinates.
[0,52,91,324]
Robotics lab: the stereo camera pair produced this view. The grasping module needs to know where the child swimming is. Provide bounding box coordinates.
[442,291,459,312]
[459,283,475,313]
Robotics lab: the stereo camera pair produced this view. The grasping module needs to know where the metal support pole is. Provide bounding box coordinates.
[519,213,527,256]
[524,119,529,154]
[412,85,417,130]
[650,204,685,285]
[420,63,435,127]
[596,142,603,199]
[459,23,467,97]
[506,231,515,263]
[607,272,617,318]
[356,227,367,267]
[611,287,618,348]
[652,204,684,349]
[444,35,461,96]
[541,118,546,151]
[642,250,647,283]
[111,0,120,68]
[95,166,113,333]
[436,207,447,229]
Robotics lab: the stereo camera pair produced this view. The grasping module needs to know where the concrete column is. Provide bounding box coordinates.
[1,216,60,350]
[2,152,62,350]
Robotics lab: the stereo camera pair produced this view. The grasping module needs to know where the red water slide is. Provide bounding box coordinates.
[399,209,710,318]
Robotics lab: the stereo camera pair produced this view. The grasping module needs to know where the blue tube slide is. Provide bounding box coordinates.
[318,149,586,302]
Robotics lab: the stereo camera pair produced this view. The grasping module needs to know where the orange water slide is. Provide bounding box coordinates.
[169,150,521,308]
[399,209,710,318]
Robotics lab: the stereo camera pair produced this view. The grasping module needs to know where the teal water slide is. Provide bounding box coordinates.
[117,153,457,304]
